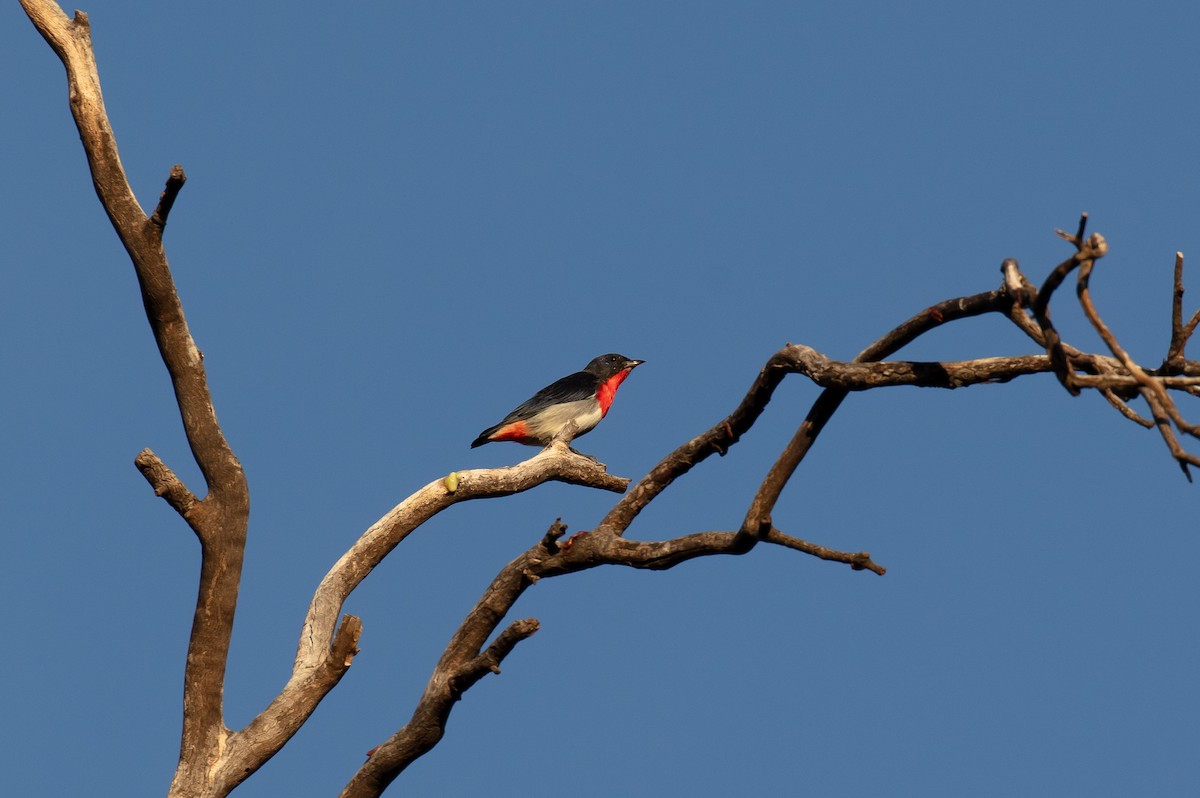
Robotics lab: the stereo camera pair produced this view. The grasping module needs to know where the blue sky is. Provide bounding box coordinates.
[4,2,1198,796]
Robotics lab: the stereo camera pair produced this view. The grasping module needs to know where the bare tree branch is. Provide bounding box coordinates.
[764,526,886,573]
[20,3,252,794]
[151,165,188,230]
[1094,389,1156,428]
[1029,217,1107,395]
[345,234,1200,794]
[343,515,885,796]
[594,286,1028,541]
[343,513,888,792]
[1076,258,1200,479]
[1167,251,1200,366]
[244,442,627,757]
[19,3,631,794]
[739,287,1018,541]
[134,448,199,520]
[22,4,1200,797]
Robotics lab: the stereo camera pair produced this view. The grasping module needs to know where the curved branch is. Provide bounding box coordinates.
[348,236,1200,793]
[25,6,1199,793]
[343,518,882,796]
[597,339,1055,538]
[22,6,635,792]
[297,440,627,670]
[741,287,1014,537]
[1029,217,1108,395]
[219,444,628,790]
[595,347,796,536]
[595,288,1020,537]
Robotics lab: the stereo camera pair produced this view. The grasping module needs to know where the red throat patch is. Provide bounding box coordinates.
[596,369,632,417]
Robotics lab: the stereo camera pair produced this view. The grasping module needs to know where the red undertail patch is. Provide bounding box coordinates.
[489,420,530,443]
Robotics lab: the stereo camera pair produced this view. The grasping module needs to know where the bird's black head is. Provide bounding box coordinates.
[584,353,644,378]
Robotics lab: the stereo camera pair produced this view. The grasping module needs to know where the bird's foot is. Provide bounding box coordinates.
[568,446,603,466]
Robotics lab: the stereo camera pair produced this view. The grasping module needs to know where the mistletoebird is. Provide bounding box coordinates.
[471,354,644,449]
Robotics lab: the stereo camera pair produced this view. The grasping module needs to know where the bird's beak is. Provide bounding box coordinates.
[627,359,645,369]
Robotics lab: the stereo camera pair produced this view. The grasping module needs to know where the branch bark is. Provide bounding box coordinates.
[23,3,1200,797]
[20,3,251,794]
[342,515,885,797]
[20,3,630,795]
[344,239,1200,795]
[739,288,1016,543]
[223,440,630,790]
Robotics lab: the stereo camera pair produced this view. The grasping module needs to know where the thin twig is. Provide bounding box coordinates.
[1169,252,1200,364]
[1077,258,1200,480]
[764,527,886,574]
[1096,390,1155,428]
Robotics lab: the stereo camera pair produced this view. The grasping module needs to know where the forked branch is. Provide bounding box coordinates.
[345,516,884,796]
[346,226,1200,795]
[21,2,635,795]
[23,2,1198,797]
[21,3,250,795]
[1076,255,1200,479]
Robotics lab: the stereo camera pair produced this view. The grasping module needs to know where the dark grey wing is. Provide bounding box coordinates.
[502,370,596,422]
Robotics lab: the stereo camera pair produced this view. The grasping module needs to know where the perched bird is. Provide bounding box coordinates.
[471,353,644,449]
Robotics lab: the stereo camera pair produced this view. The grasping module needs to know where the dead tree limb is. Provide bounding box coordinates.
[23,3,1199,797]
[345,516,885,796]
[20,3,631,796]
[1076,255,1200,479]
[347,235,1200,795]
[19,3,250,794]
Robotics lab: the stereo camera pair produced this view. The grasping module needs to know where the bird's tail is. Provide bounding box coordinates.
[470,426,498,448]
